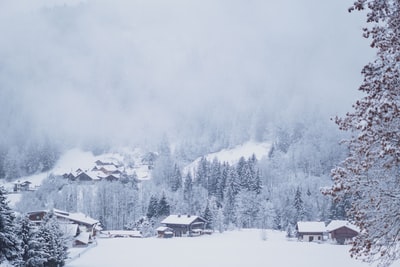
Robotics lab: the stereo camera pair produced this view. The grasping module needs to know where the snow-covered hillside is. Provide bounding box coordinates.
[184,141,271,175]
[1,147,154,207]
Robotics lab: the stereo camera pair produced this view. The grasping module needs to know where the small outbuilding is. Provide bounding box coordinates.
[326,220,359,244]
[296,221,326,242]
[156,226,174,238]
[161,215,206,237]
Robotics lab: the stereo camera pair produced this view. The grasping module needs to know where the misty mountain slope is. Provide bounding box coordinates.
[184,141,272,175]
[0,0,370,158]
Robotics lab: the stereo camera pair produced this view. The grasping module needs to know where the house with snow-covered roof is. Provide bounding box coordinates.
[296,221,327,242]
[28,208,101,246]
[161,215,207,237]
[326,220,359,244]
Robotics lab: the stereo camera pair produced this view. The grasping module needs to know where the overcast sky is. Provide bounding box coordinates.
[0,0,372,147]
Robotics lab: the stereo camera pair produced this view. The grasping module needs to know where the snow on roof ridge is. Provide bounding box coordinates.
[297,221,326,233]
[161,214,205,225]
[326,220,359,233]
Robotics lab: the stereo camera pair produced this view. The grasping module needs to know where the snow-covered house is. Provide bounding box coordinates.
[28,209,101,246]
[326,220,359,244]
[296,221,326,242]
[161,215,207,237]
[13,180,32,192]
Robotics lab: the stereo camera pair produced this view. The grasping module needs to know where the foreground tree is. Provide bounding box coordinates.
[0,187,20,265]
[328,1,400,266]
[36,211,68,267]
[17,216,46,267]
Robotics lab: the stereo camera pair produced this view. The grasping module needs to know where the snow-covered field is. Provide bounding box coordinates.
[66,229,398,267]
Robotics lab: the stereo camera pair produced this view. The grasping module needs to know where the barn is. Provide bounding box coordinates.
[326,220,359,244]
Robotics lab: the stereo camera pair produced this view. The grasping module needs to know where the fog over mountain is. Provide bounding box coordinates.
[0,0,371,150]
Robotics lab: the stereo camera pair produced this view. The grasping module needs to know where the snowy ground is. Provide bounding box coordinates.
[66,229,399,267]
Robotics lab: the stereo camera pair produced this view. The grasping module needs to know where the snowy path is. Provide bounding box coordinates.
[66,230,399,267]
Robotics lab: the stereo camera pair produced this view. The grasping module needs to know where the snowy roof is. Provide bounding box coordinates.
[75,232,91,245]
[53,209,99,226]
[156,226,173,232]
[326,220,359,233]
[297,221,326,233]
[161,215,205,225]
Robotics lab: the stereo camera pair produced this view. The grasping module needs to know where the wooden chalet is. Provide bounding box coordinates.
[161,215,206,237]
[326,220,359,244]
[28,209,101,246]
[296,221,326,242]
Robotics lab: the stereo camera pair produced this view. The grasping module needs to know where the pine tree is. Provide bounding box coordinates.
[208,158,221,197]
[170,164,182,192]
[202,202,213,230]
[327,1,400,265]
[293,187,305,224]
[215,162,229,205]
[146,195,159,219]
[0,186,20,265]
[17,216,46,267]
[183,173,194,214]
[195,157,210,189]
[157,193,170,218]
[36,211,68,267]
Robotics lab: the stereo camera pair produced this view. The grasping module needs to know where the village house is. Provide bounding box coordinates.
[296,221,326,242]
[326,220,359,244]
[161,215,207,237]
[13,180,32,192]
[28,208,101,247]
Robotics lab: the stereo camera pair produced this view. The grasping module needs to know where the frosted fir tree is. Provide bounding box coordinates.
[293,187,305,224]
[146,195,159,220]
[170,164,182,192]
[215,162,229,205]
[208,158,221,197]
[17,216,46,267]
[36,211,68,267]
[202,202,213,230]
[183,173,194,214]
[0,186,21,265]
[157,192,170,218]
[195,157,210,190]
[326,0,400,266]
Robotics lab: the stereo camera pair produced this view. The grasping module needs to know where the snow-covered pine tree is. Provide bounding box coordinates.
[223,179,237,226]
[0,186,20,265]
[215,162,229,205]
[183,172,194,214]
[293,187,305,224]
[17,215,46,267]
[36,211,68,267]
[195,157,210,190]
[169,164,182,192]
[327,1,400,265]
[202,202,213,230]
[208,158,221,197]
[146,195,159,220]
[157,192,170,218]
